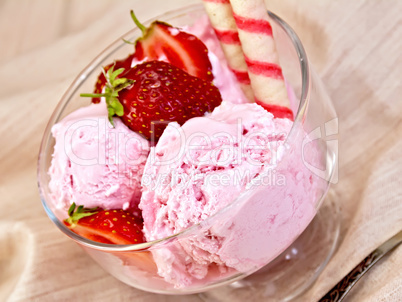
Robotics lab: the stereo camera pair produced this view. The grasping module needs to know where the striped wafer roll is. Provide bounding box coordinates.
[229,0,293,119]
[202,0,254,101]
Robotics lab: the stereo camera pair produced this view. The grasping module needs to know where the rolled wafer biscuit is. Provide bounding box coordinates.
[202,0,254,101]
[229,0,293,119]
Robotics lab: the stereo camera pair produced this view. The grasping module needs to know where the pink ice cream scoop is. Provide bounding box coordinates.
[139,101,318,287]
[48,103,150,212]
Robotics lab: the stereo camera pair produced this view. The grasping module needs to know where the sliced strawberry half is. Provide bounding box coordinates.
[131,10,213,82]
[64,203,145,245]
[90,11,213,105]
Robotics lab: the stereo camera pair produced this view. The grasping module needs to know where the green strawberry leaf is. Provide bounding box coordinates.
[114,101,124,116]
[113,78,128,87]
[80,64,133,127]
[110,68,125,82]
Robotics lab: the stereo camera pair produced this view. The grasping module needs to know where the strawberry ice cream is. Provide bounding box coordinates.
[139,101,318,287]
[48,103,150,212]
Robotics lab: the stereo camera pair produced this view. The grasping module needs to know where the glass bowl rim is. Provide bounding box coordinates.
[37,3,310,252]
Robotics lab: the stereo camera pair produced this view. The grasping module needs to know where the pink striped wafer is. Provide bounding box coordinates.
[202,0,254,101]
[229,0,293,119]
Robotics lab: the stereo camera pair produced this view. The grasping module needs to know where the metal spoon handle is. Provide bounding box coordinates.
[318,230,402,302]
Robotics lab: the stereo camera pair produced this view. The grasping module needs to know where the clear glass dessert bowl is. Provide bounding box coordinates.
[37,3,338,299]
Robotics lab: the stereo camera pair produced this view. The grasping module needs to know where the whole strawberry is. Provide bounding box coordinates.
[83,60,222,142]
[118,60,222,141]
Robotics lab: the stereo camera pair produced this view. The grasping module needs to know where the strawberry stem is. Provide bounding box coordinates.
[65,202,99,227]
[130,10,146,35]
[80,93,106,98]
[122,39,134,45]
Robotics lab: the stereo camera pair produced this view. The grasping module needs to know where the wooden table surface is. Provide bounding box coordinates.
[1,0,401,301]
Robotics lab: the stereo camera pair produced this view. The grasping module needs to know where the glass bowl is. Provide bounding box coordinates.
[37,3,338,297]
